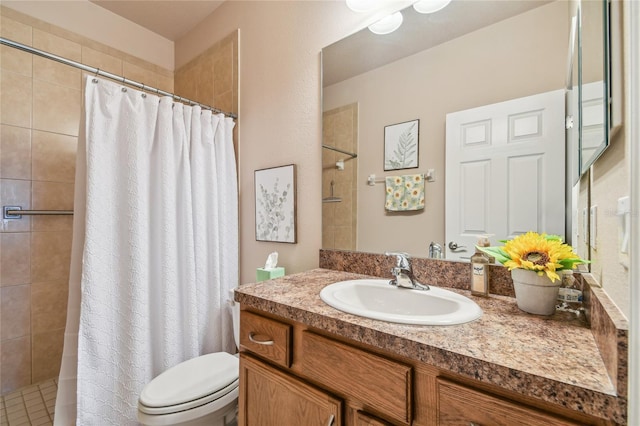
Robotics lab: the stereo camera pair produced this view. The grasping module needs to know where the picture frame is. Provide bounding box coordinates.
[255,164,297,243]
[384,119,419,171]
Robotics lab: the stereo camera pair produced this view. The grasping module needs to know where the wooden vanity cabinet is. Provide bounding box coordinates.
[239,308,600,426]
[239,353,342,426]
[437,379,582,426]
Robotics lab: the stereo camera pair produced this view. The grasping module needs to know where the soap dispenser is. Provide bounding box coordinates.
[470,235,493,296]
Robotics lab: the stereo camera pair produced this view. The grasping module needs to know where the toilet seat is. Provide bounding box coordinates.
[139,352,239,416]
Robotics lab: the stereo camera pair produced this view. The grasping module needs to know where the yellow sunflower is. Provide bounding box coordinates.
[479,232,587,283]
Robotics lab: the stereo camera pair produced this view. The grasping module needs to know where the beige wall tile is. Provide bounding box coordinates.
[322,225,335,249]
[30,231,71,283]
[334,226,354,251]
[1,45,32,76]
[174,65,197,101]
[81,46,122,76]
[1,284,30,340]
[0,232,30,286]
[1,336,31,394]
[31,328,64,383]
[0,70,32,128]
[30,178,74,239]
[31,215,73,233]
[214,90,233,116]
[32,29,81,62]
[32,181,74,210]
[156,73,174,93]
[33,56,81,89]
[31,131,76,183]
[32,79,80,136]
[0,179,31,232]
[123,61,157,88]
[31,280,68,334]
[214,57,233,98]
[0,125,31,180]
[31,182,74,232]
[0,16,32,45]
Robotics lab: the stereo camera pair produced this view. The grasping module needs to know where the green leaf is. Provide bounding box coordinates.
[477,246,510,264]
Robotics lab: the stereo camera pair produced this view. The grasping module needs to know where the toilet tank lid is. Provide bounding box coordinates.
[140,352,239,408]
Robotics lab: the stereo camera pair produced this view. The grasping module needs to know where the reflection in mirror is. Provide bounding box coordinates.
[322,1,571,258]
[579,0,609,173]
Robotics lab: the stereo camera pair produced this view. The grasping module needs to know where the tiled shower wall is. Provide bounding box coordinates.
[322,103,357,250]
[173,30,239,159]
[0,7,174,394]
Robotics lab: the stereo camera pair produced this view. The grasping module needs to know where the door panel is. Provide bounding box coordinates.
[446,90,565,260]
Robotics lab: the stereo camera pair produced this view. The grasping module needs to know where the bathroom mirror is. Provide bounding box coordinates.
[322,0,574,257]
[578,0,610,174]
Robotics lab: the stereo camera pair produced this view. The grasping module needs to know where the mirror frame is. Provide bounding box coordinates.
[578,0,612,175]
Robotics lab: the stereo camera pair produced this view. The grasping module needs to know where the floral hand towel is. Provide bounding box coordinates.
[385,174,425,211]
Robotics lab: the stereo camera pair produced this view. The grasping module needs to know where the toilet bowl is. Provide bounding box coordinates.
[137,298,241,426]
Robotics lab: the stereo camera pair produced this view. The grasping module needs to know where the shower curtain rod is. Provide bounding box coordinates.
[322,144,357,159]
[0,37,237,119]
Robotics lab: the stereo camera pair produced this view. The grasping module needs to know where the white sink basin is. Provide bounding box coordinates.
[320,279,482,325]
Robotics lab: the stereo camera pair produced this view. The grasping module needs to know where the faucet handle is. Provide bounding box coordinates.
[385,251,411,268]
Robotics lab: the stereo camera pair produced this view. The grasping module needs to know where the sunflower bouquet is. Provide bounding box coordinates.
[478,232,588,283]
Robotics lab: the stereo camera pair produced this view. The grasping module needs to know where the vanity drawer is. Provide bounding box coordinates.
[437,379,582,426]
[301,331,412,425]
[240,311,291,368]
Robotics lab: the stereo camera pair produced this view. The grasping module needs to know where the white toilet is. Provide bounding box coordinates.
[137,300,241,426]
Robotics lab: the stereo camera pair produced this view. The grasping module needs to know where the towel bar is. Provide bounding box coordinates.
[3,206,74,219]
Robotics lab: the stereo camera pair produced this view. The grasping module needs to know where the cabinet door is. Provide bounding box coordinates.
[437,379,582,426]
[240,353,342,426]
[355,411,393,426]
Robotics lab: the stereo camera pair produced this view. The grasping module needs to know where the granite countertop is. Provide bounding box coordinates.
[234,268,624,422]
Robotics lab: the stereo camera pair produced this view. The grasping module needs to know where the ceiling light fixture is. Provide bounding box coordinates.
[368,11,404,35]
[412,0,452,14]
[346,0,381,13]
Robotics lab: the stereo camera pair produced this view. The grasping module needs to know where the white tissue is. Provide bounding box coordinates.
[264,252,278,269]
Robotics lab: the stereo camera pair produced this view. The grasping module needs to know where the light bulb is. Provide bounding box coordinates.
[368,11,403,35]
[412,0,452,14]
[346,0,380,13]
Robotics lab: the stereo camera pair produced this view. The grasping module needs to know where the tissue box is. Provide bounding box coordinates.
[256,267,285,282]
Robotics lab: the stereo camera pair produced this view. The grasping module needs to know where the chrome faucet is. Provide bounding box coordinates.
[428,242,443,259]
[385,252,430,291]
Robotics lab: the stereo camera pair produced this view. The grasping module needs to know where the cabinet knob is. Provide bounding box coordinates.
[248,332,274,346]
[326,414,335,426]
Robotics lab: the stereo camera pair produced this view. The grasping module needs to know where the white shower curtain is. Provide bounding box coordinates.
[54,76,238,425]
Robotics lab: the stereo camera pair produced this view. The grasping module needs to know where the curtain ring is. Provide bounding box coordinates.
[94,68,100,77]
[141,84,147,98]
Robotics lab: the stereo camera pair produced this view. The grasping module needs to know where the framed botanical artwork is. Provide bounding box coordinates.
[384,119,419,171]
[255,164,297,243]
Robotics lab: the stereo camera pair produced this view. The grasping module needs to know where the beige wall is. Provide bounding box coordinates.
[175,1,401,284]
[588,128,629,317]
[1,0,174,70]
[0,6,173,394]
[323,1,568,256]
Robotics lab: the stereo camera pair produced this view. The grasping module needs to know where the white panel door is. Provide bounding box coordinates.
[445,89,565,260]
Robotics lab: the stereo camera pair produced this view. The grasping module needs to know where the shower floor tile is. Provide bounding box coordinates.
[0,379,56,426]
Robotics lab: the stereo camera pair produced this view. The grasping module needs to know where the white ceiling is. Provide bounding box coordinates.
[89,0,224,41]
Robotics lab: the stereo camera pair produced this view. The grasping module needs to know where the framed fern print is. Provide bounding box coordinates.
[384,119,419,171]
